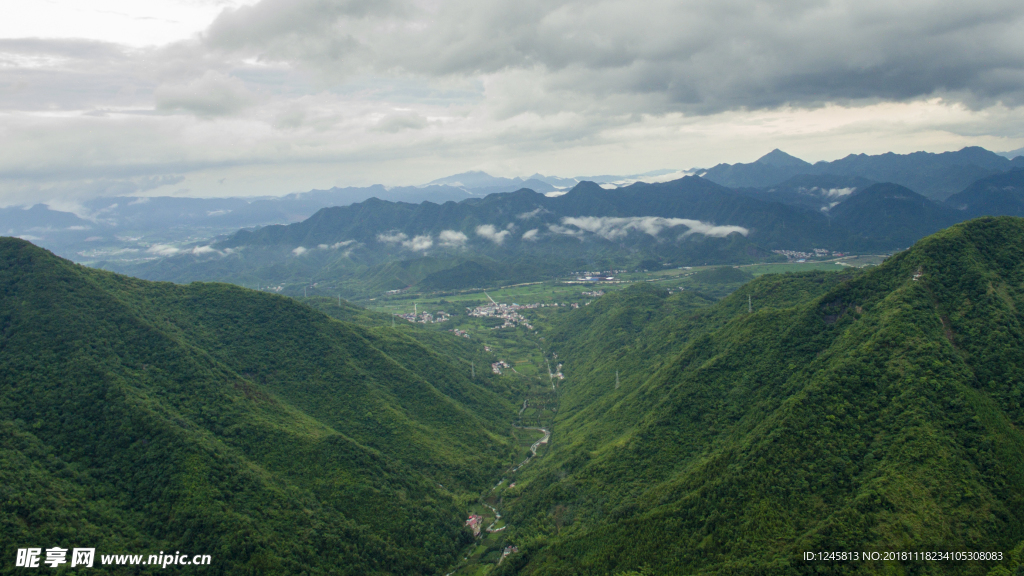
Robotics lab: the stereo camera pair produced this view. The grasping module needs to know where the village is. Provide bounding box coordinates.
[365,257,889,576]
[466,298,555,330]
[772,248,846,261]
[398,294,586,331]
[372,287,601,574]
[398,306,451,324]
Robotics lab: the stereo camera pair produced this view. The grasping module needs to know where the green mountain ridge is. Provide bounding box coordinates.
[498,217,1024,575]
[0,237,517,575]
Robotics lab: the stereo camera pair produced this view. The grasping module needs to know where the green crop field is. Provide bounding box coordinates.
[740,257,887,275]
[360,255,891,319]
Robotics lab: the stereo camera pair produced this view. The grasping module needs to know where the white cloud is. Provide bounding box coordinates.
[517,207,545,219]
[676,220,749,238]
[601,170,697,187]
[377,231,408,244]
[402,234,433,251]
[155,71,257,117]
[43,199,93,221]
[372,111,430,133]
[823,187,855,198]
[376,231,432,250]
[0,1,1023,207]
[521,228,539,241]
[292,246,307,255]
[191,245,220,255]
[147,243,180,256]
[204,0,1024,116]
[476,224,510,244]
[556,216,748,240]
[439,229,467,246]
[548,223,583,237]
[0,0,261,48]
[318,240,354,249]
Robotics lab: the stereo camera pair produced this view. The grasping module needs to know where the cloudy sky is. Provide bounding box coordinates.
[2,0,1024,205]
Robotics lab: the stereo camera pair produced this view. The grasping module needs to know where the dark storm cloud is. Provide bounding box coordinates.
[6,1,1023,117]
[2,0,1024,206]
[203,0,1024,113]
[204,0,406,61]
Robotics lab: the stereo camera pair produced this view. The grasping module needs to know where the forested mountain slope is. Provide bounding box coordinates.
[737,174,877,212]
[946,170,1024,219]
[500,217,1024,575]
[0,238,517,575]
[829,182,962,248]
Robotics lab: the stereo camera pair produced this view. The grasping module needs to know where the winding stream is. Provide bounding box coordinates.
[510,425,550,472]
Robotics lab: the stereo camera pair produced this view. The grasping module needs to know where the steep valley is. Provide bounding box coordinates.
[6,217,1024,575]
[494,217,1024,575]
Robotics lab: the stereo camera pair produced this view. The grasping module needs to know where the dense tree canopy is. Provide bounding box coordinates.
[499,217,1024,575]
[0,238,517,575]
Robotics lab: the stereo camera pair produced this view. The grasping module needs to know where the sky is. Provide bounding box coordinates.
[2,0,1024,205]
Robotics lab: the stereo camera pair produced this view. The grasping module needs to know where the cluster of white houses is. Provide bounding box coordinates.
[467,302,547,330]
[399,310,451,323]
[772,248,846,260]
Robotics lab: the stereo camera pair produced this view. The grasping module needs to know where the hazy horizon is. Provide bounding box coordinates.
[3,0,1024,205]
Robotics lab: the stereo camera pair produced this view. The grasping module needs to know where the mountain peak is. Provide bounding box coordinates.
[426,171,497,187]
[754,149,811,168]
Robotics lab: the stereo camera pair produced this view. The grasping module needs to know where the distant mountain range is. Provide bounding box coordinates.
[701,146,1024,200]
[0,170,683,265]
[8,145,1024,297]
[100,177,842,296]
[99,163,1024,299]
[0,185,490,264]
[425,169,685,190]
[946,170,1024,219]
